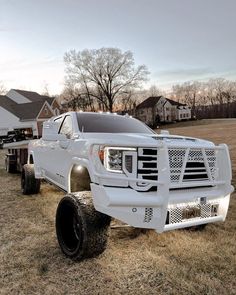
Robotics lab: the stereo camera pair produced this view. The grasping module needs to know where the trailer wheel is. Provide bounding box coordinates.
[56,192,111,261]
[5,154,17,173]
[21,164,41,195]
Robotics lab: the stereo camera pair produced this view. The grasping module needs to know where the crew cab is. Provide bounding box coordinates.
[21,112,234,260]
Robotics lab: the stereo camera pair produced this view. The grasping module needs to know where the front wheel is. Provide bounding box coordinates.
[56,192,111,261]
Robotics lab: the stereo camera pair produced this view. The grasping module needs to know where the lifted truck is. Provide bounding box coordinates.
[19,112,233,261]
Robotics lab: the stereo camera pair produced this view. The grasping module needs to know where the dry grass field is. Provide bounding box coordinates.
[0,119,235,295]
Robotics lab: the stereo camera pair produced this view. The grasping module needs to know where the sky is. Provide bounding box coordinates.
[0,0,236,95]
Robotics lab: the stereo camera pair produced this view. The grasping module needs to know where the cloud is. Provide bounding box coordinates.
[0,56,64,94]
[154,67,212,79]
[152,67,236,85]
[150,67,236,91]
[0,56,63,72]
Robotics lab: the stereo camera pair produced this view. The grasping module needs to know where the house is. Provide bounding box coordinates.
[135,96,191,126]
[0,89,61,137]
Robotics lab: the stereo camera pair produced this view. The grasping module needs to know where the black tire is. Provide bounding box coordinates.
[5,154,17,173]
[56,192,111,261]
[21,164,41,195]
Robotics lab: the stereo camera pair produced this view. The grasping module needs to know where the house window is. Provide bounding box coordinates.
[180,114,183,119]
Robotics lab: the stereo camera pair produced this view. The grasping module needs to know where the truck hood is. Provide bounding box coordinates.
[81,133,215,148]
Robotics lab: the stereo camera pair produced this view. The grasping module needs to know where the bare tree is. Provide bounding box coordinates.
[60,81,95,111]
[41,82,50,96]
[64,48,149,112]
[171,78,236,119]
[119,90,136,113]
[172,81,201,117]
[148,85,163,97]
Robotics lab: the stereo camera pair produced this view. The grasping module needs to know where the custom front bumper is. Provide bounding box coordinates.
[90,142,234,232]
[91,183,233,232]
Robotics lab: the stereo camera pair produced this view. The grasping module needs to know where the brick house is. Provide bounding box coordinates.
[0,89,61,137]
[135,96,191,126]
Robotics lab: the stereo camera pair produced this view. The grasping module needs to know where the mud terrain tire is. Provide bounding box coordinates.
[56,192,111,261]
[21,164,41,195]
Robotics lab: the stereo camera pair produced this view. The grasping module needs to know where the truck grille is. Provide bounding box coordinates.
[137,148,158,187]
[168,148,217,183]
[136,147,217,191]
[168,148,186,182]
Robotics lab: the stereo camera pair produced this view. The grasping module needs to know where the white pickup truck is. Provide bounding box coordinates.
[21,112,234,260]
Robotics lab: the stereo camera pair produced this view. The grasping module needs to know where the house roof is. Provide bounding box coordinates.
[0,95,49,120]
[136,96,187,109]
[12,89,55,105]
[136,96,162,109]
[15,101,47,120]
[0,95,18,117]
[166,98,186,107]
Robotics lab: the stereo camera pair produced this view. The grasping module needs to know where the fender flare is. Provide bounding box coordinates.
[68,157,97,193]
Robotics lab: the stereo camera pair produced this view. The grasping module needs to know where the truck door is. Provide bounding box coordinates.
[51,115,74,189]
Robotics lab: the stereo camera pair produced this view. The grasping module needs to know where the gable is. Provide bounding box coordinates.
[37,102,54,119]
[51,99,60,110]
[164,100,172,108]
[156,97,166,106]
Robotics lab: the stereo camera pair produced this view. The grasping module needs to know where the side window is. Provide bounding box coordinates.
[54,116,63,124]
[54,116,63,133]
[59,116,73,139]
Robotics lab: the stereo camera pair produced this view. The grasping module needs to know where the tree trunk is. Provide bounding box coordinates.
[108,99,113,113]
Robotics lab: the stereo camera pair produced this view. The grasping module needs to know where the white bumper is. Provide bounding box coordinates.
[91,183,233,233]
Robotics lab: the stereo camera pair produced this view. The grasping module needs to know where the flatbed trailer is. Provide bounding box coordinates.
[3,140,30,173]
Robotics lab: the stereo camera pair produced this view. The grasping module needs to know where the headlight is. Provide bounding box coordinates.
[99,147,136,173]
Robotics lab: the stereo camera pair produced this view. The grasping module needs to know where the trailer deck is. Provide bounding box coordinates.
[2,140,31,150]
[2,140,31,173]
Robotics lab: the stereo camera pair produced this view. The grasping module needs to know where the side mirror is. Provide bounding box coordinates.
[42,121,60,141]
[58,134,69,149]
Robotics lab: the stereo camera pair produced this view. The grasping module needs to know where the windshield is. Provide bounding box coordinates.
[77,113,154,134]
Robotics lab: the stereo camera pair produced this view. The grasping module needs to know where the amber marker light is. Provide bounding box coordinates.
[98,148,105,163]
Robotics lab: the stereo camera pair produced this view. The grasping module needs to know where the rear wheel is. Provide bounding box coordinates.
[5,154,17,173]
[21,164,41,195]
[56,191,111,261]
